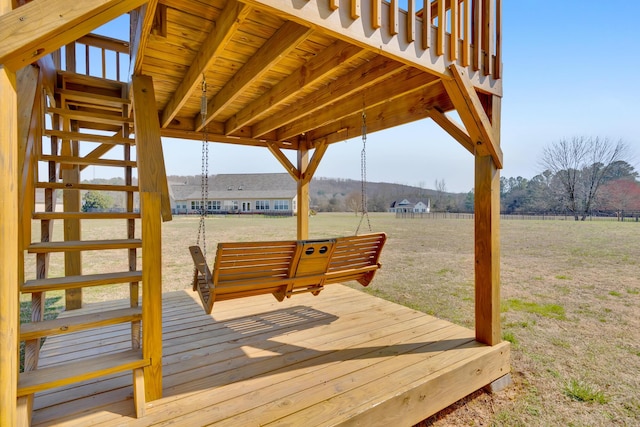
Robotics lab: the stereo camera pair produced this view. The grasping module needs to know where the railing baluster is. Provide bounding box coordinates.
[102,48,106,79]
[351,0,360,19]
[449,0,458,60]
[390,0,398,35]
[372,0,381,28]
[494,0,502,78]
[407,0,415,42]
[329,0,338,11]
[422,0,431,50]
[436,0,445,56]
[85,44,89,75]
[116,52,121,81]
[482,0,492,75]
[473,0,482,71]
[462,0,471,66]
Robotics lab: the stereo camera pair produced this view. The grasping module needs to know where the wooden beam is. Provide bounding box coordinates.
[17,65,39,250]
[225,40,365,135]
[255,55,406,139]
[427,108,474,154]
[296,146,309,240]
[0,0,147,71]
[140,191,163,401]
[160,127,298,150]
[160,1,250,128]
[443,64,502,168]
[0,64,18,427]
[301,141,328,185]
[475,93,501,346]
[131,75,172,222]
[267,142,299,180]
[196,21,313,131]
[277,67,437,141]
[128,0,159,78]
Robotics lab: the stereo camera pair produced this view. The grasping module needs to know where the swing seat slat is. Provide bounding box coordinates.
[189,232,386,314]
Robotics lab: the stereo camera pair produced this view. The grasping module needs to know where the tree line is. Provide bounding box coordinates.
[500,137,638,220]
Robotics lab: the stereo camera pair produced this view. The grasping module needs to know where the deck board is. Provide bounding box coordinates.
[31,286,509,426]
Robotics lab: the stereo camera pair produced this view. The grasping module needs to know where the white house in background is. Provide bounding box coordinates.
[169,173,298,215]
[389,198,430,213]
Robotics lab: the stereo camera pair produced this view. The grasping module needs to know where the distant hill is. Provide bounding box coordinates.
[167,175,469,212]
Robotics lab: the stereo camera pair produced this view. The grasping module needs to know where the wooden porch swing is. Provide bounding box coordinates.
[188,77,386,314]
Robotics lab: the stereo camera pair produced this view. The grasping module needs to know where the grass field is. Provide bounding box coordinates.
[22,213,640,426]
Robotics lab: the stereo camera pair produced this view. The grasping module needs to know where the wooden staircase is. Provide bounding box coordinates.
[18,71,153,418]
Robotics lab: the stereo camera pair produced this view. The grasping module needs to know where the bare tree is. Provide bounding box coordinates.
[434,178,447,211]
[541,137,629,220]
[345,191,361,215]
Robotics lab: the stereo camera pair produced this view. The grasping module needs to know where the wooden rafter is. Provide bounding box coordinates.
[307,80,450,147]
[0,0,147,71]
[225,40,365,135]
[442,64,503,168]
[160,0,251,128]
[277,67,438,141]
[254,55,406,139]
[196,21,314,131]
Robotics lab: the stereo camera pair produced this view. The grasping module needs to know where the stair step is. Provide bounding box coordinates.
[20,307,142,341]
[39,155,136,168]
[33,212,141,220]
[36,182,138,192]
[44,129,134,145]
[28,239,142,253]
[47,107,132,126]
[22,270,142,292]
[58,71,126,92]
[17,349,148,397]
[57,88,130,108]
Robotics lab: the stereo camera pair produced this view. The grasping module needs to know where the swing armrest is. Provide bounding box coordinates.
[189,246,213,284]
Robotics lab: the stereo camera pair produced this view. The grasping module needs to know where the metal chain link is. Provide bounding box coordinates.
[196,75,209,264]
[356,108,372,235]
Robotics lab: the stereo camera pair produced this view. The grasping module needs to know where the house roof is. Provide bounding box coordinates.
[170,173,296,202]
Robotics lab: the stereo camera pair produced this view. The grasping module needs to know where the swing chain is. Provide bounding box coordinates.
[196,75,209,260]
[356,108,372,235]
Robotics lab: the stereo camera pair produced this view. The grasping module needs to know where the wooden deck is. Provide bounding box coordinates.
[31,285,509,426]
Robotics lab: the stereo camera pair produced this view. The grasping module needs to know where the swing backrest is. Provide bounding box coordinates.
[326,233,387,287]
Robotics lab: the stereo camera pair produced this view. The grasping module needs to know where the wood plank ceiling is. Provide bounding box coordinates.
[142,0,450,151]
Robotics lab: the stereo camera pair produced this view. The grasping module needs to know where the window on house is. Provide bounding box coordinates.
[255,200,270,210]
[273,200,289,210]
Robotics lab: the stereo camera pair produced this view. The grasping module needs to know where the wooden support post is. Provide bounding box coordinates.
[297,145,309,240]
[63,140,82,310]
[0,63,19,427]
[474,95,501,346]
[132,74,172,222]
[141,191,163,401]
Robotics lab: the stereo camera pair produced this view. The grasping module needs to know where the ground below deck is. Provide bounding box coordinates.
[32,285,509,426]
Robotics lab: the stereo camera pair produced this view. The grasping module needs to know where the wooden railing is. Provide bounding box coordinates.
[52,33,130,82]
[337,0,502,79]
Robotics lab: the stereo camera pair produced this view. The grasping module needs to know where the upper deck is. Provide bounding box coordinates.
[1,0,502,155]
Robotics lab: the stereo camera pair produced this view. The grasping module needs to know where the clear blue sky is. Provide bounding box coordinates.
[96,1,640,193]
